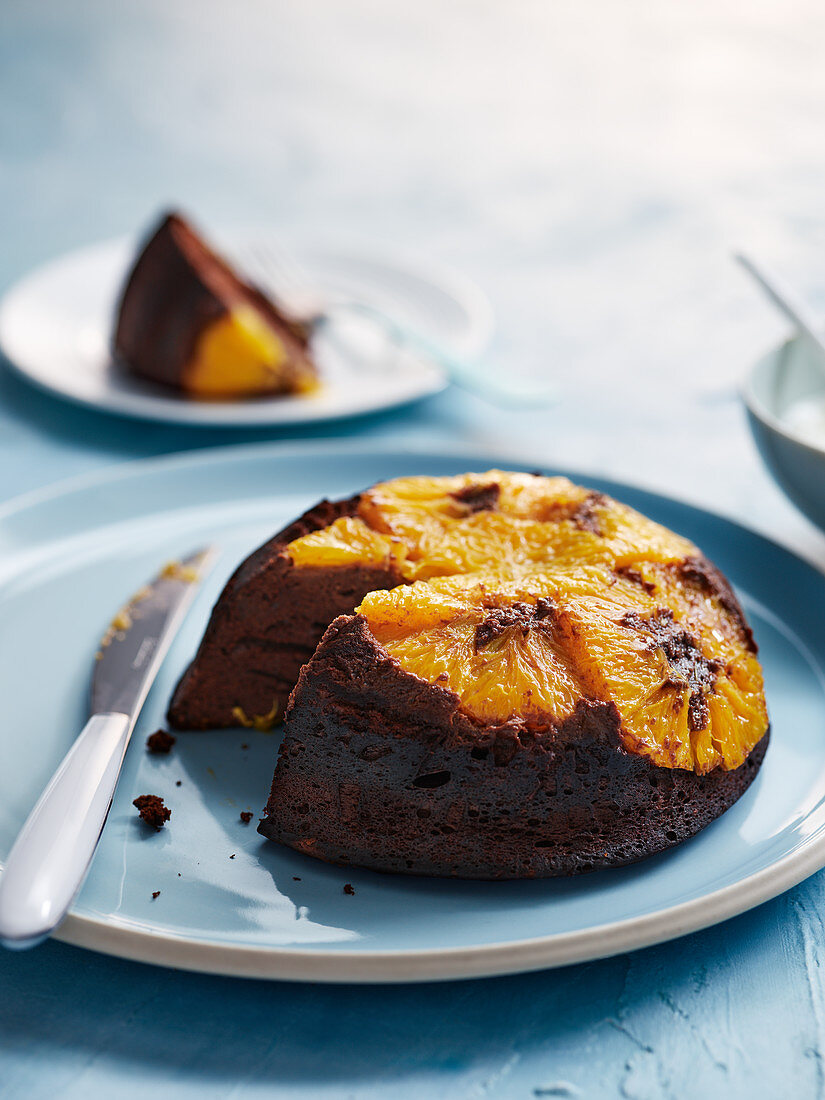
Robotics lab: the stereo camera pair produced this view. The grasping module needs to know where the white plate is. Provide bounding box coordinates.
[0,234,493,426]
[1,441,825,983]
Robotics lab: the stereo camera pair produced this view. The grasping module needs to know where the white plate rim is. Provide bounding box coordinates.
[0,235,495,427]
[1,438,823,983]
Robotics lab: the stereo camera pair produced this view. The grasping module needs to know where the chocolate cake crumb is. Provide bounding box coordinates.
[570,491,605,534]
[343,883,355,895]
[542,491,605,535]
[230,853,236,859]
[450,482,500,514]
[241,743,249,751]
[240,811,253,824]
[175,780,182,786]
[678,555,724,596]
[146,729,176,754]
[676,555,758,653]
[293,876,301,881]
[133,794,171,829]
[474,599,555,651]
[615,564,656,595]
[152,891,160,900]
[622,608,720,731]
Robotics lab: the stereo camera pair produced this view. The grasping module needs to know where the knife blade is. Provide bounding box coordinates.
[0,547,216,948]
[91,549,216,720]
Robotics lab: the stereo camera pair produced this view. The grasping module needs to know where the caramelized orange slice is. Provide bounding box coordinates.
[359,566,768,774]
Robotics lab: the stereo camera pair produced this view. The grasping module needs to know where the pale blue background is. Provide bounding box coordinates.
[3,1,825,1096]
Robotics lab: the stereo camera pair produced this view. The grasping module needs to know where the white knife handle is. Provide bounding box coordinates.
[0,712,131,948]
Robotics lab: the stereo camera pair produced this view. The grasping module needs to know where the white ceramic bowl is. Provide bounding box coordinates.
[743,335,825,532]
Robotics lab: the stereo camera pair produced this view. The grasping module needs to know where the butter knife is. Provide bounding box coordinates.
[0,548,216,949]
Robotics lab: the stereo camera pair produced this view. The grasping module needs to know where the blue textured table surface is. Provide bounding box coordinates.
[4,2,825,1096]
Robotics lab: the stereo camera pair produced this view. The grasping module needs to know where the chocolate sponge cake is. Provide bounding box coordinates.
[258,590,768,878]
[169,470,769,875]
[113,212,318,399]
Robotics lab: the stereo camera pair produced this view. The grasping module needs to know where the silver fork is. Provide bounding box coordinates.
[235,240,557,409]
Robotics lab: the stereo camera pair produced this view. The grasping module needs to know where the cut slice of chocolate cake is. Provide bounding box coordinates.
[258,567,769,878]
[113,211,318,399]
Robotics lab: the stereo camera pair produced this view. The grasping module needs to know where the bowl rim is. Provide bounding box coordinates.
[742,335,825,459]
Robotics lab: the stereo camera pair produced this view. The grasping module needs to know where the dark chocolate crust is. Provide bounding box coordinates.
[258,614,768,878]
[167,496,403,729]
[676,554,757,653]
[113,212,313,391]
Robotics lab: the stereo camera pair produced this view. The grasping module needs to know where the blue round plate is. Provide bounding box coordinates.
[0,442,823,982]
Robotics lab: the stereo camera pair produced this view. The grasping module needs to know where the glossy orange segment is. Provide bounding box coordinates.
[288,516,407,570]
[183,305,317,398]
